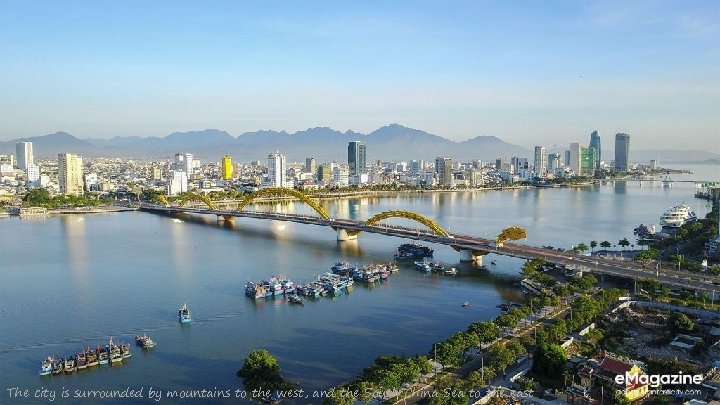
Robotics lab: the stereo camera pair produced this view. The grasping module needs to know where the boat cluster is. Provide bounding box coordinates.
[394,243,434,260]
[39,338,131,376]
[330,261,399,283]
[244,261,401,305]
[413,258,457,275]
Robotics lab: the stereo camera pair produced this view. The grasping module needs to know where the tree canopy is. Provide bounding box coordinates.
[237,349,294,398]
[531,343,567,380]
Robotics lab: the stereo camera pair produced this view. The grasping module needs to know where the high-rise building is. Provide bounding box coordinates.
[58,153,84,196]
[16,142,33,170]
[348,141,367,176]
[589,131,601,170]
[305,158,316,175]
[174,153,194,174]
[167,170,188,196]
[580,147,596,177]
[564,150,571,167]
[534,146,547,176]
[332,164,349,186]
[435,157,453,186]
[548,153,561,171]
[614,133,630,172]
[26,163,40,188]
[221,155,233,180]
[317,163,333,185]
[511,157,529,173]
[495,157,505,170]
[268,152,286,187]
[569,143,581,175]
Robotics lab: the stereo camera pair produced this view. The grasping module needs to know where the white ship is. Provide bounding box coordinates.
[660,204,697,228]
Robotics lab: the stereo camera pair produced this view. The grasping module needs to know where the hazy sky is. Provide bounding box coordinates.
[1,0,718,150]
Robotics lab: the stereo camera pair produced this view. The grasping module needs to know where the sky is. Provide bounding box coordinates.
[0,0,719,151]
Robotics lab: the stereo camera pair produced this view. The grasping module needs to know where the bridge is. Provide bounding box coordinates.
[141,190,720,293]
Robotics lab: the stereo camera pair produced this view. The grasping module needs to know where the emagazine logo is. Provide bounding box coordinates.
[614,372,703,388]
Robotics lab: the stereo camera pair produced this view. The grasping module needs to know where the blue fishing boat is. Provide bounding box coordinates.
[178,302,192,324]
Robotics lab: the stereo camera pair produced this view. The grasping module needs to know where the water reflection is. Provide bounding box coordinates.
[61,216,89,288]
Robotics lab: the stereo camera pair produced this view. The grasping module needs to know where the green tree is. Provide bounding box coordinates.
[618,238,630,250]
[429,375,468,405]
[468,321,500,343]
[667,312,694,333]
[575,243,589,254]
[590,240,597,252]
[531,343,567,380]
[600,240,612,249]
[237,349,294,397]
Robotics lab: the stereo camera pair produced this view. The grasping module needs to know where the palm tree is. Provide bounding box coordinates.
[619,238,630,250]
[600,241,611,250]
[590,241,598,253]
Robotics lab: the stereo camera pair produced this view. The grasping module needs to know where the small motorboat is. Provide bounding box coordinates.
[444,268,458,276]
[462,301,471,307]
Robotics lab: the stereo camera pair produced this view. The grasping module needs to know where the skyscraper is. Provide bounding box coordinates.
[305,157,316,175]
[221,155,233,180]
[16,141,33,170]
[580,147,596,177]
[569,143,581,174]
[614,133,630,172]
[268,152,286,187]
[534,146,547,176]
[174,153,194,175]
[589,131,601,170]
[435,157,453,186]
[347,141,367,176]
[58,153,84,196]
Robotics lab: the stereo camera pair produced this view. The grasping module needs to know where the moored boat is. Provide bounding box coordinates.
[40,356,53,376]
[97,346,109,365]
[288,295,304,305]
[86,348,98,367]
[660,203,697,228]
[444,267,458,276]
[52,358,63,375]
[135,334,156,349]
[120,343,132,359]
[64,356,76,373]
[76,352,87,370]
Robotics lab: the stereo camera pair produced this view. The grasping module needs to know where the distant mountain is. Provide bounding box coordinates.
[0,131,98,157]
[1,126,715,164]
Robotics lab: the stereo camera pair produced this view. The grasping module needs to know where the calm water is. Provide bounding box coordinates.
[1,164,717,404]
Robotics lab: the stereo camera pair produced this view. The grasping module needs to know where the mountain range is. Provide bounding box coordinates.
[1,124,718,164]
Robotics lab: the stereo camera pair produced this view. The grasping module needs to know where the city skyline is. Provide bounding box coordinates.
[1,1,718,151]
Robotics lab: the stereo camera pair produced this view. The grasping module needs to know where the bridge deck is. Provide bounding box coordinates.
[140,204,720,293]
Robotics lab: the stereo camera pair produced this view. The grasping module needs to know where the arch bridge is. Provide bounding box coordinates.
[140,190,720,291]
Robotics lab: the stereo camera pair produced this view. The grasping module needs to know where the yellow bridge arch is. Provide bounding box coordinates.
[177,193,218,210]
[236,188,330,220]
[349,210,449,238]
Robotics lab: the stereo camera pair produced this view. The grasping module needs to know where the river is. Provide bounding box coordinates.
[1,164,717,404]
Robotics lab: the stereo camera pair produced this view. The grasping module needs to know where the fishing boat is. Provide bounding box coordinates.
[86,348,98,367]
[97,346,109,365]
[288,295,304,305]
[245,282,271,299]
[109,339,123,364]
[135,334,156,349]
[39,356,53,376]
[431,262,445,272]
[64,356,76,373]
[52,358,64,375]
[414,260,432,272]
[76,352,87,370]
[178,302,192,324]
[120,343,132,359]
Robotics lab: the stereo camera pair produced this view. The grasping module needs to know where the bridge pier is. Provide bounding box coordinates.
[336,228,358,241]
[460,249,487,264]
[217,215,234,223]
